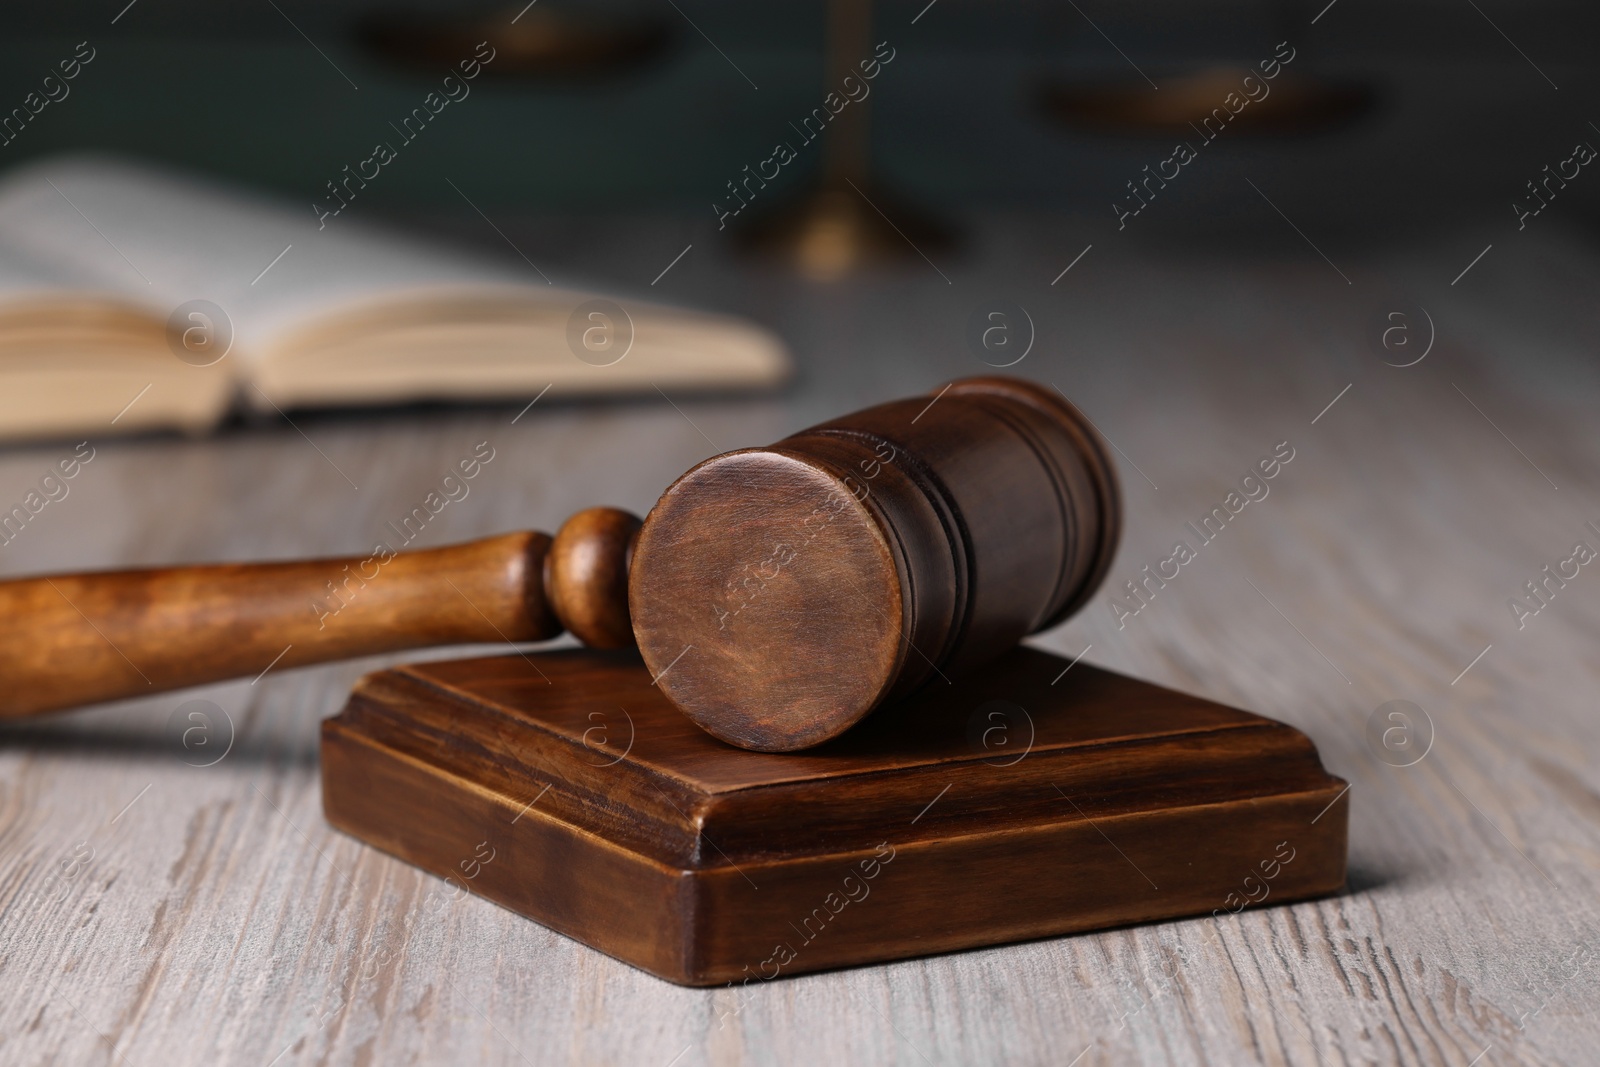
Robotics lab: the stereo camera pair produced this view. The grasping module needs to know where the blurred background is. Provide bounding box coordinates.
[1,0,1593,223]
[6,3,1600,1064]
[6,0,1598,263]
[5,0,1596,422]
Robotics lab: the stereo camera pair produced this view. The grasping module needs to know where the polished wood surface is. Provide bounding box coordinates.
[0,530,561,718]
[4,214,1597,1065]
[322,646,1346,985]
[545,505,640,648]
[630,375,1121,750]
[0,377,1118,753]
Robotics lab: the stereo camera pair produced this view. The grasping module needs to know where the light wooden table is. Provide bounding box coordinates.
[3,215,1597,1066]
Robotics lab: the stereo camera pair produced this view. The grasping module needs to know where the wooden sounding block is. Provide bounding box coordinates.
[321,645,1349,986]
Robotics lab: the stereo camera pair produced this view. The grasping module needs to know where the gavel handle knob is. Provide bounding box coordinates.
[0,506,641,719]
[545,507,641,648]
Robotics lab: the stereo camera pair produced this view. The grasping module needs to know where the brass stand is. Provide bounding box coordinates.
[1037,1,1373,138]
[736,0,953,280]
[1038,66,1372,137]
[360,4,673,79]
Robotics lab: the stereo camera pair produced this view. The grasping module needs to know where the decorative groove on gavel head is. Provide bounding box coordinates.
[628,376,1122,752]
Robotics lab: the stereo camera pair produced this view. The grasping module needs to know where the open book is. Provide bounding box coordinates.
[0,155,789,441]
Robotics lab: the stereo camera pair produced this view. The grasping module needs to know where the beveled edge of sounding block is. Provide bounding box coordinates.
[321,646,1348,986]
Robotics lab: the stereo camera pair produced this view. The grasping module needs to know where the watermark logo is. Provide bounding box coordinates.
[0,41,95,150]
[1365,700,1433,767]
[18,840,98,909]
[566,299,633,367]
[580,707,635,767]
[1514,135,1595,232]
[1112,41,1297,230]
[965,699,1034,767]
[966,303,1033,368]
[1367,302,1434,367]
[165,699,235,767]
[166,300,233,367]
[711,41,897,231]
[1109,441,1295,629]
[313,43,497,228]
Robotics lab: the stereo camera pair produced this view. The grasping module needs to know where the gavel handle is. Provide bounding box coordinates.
[0,532,555,718]
[0,508,641,719]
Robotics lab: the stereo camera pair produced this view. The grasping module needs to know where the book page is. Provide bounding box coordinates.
[0,201,233,439]
[0,153,788,414]
[0,153,520,344]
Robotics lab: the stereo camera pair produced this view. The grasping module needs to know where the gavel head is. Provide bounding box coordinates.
[628,376,1121,751]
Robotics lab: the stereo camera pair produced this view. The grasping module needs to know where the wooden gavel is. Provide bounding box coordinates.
[0,376,1120,750]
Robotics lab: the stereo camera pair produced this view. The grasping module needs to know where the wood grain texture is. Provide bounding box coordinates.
[0,502,661,717]
[0,530,561,717]
[629,375,1121,750]
[0,374,1115,746]
[545,506,641,649]
[321,646,1345,984]
[2,214,1599,1066]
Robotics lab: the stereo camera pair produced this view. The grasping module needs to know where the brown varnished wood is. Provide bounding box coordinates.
[0,516,632,717]
[18,217,1599,1065]
[0,377,1119,753]
[629,376,1122,750]
[320,645,1348,986]
[545,506,641,649]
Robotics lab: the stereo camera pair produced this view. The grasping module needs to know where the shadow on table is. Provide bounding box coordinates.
[0,717,318,769]
[1342,863,1398,896]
